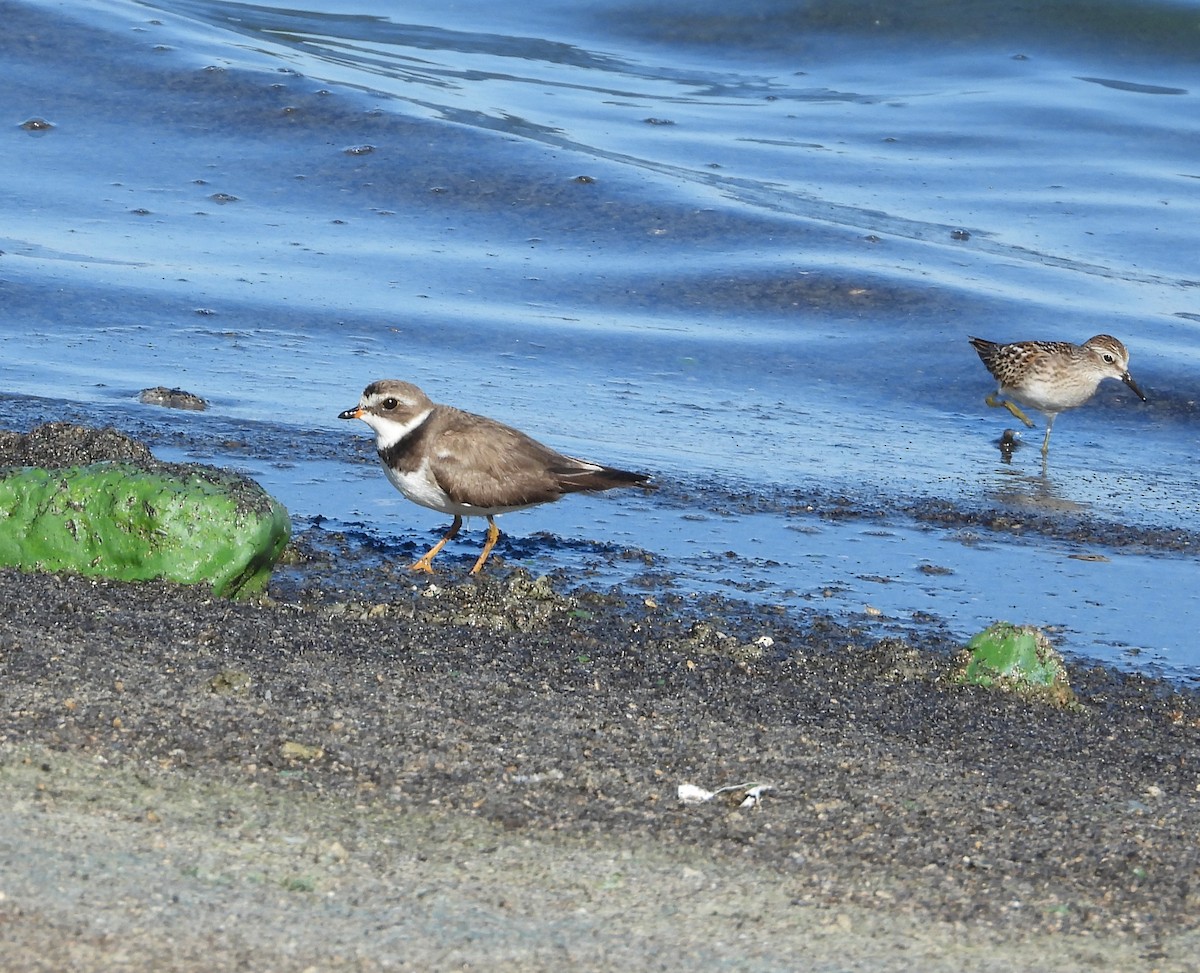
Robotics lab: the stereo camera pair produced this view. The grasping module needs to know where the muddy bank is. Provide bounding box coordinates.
[2,546,1199,970]
[1,424,1199,970]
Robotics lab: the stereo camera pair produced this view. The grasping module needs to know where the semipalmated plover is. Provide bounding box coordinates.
[339,380,652,574]
[969,335,1146,456]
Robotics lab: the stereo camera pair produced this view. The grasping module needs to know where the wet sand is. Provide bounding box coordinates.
[2,546,1199,971]
[1,426,1199,971]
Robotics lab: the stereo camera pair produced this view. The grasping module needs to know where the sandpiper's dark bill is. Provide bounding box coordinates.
[339,379,652,574]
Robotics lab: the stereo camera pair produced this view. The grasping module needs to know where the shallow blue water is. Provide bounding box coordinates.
[2,0,1199,678]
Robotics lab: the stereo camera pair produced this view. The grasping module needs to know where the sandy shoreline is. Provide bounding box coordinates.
[1,423,1197,971]
[2,545,1198,971]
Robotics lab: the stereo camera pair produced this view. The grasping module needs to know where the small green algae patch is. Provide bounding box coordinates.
[955,622,1076,707]
[0,461,290,598]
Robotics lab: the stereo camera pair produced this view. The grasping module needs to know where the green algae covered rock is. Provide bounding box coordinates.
[0,461,290,598]
[955,622,1076,707]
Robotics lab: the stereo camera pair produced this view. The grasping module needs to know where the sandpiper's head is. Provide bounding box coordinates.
[338,380,435,445]
[1083,335,1147,402]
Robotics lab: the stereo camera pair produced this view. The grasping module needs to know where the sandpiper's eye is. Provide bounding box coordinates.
[1102,354,1115,363]
[382,397,399,410]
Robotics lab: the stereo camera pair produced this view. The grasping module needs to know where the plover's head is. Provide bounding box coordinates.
[1083,335,1147,402]
[338,380,435,445]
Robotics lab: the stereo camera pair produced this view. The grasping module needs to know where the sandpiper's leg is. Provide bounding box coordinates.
[411,515,463,573]
[1040,415,1056,457]
[469,516,502,575]
[985,392,1035,428]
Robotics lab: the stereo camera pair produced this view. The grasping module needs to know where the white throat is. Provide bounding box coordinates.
[364,406,433,448]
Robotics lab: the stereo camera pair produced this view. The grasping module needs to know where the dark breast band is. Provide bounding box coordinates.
[377,412,434,475]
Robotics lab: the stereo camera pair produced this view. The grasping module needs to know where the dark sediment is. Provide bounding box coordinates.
[0,421,154,467]
[1,425,1198,971]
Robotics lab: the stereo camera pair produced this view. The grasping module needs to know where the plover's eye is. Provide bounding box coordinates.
[382,397,399,410]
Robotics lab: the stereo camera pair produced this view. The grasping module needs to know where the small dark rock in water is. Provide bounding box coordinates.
[998,428,1020,461]
[20,117,54,131]
[642,117,676,125]
[139,386,208,411]
[950,228,971,240]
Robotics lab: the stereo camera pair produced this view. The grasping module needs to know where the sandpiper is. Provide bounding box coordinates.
[339,380,652,574]
[968,334,1147,456]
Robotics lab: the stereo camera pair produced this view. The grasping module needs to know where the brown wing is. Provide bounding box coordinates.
[427,408,647,509]
[426,410,576,508]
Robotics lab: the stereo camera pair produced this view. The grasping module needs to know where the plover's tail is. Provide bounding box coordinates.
[552,460,652,494]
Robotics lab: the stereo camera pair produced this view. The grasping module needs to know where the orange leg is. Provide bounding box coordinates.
[469,516,502,575]
[410,515,463,574]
